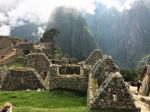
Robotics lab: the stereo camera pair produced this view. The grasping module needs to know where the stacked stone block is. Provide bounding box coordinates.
[0,36,14,59]
[49,65,88,92]
[89,72,137,110]
[85,49,102,66]
[0,67,45,91]
[91,55,119,86]
[24,53,51,79]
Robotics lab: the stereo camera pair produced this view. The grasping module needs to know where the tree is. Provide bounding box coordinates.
[40,28,59,42]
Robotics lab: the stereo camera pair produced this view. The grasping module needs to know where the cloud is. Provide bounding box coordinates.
[32,26,45,40]
[0,13,8,23]
[0,24,10,35]
[0,0,21,13]
[0,0,143,37]
[0,0,97,37]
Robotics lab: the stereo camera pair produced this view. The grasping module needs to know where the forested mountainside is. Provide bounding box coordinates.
[46,6,99,60]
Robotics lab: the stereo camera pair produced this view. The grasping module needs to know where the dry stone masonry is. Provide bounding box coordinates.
[85,49,102,66]
[88,72,136,109]
[1,67,45,91]
[0,36,139,111]
[91,55,119,86]
[0,36,14,59]
[24,53,52,79]
[49,65,88,92]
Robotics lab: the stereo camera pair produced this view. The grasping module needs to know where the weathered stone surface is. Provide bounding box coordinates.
[49,65,88,92]
[16,43,34,53]
[85,49,102,66]
[88,72,136,109]
[0,67,45,91]
[91,55,119,86]
[24,53,51,79]
[0,36,14,59]
[49,77,88,92]
[59,65,80,74]
[0,66,9,87]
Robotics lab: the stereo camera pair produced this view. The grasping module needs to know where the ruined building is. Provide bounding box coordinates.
[1,67,45,91]
[0,36,138,111]
[0,36,14,59]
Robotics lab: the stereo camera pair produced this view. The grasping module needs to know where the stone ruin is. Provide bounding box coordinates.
[85,49,102,66]
[23,53,52,79]
[0,36,34,67]
[87,55,138,110]
[0,36,14,59]
[0,35,139,111]
[49,64,88,92]
[88,72,136,109]
[91,55,119,86]
[0,67,45,91]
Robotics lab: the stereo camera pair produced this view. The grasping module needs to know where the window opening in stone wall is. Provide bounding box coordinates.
[113,93,117,102]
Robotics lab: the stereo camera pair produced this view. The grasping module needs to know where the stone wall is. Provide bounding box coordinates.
[49,77,88,92]
[0,36,13,59]
[87,73,98,108]
[0,67,45,91]
[140,73,150,96]
[0,49,24,67]
[0,66,9,87]
[59,65,80,74]
[91,55,119,86]
[49,65,88,92]
[16,43,34,54]
[85,49,102,66]
[9,37,29,47]
[24,53,51,79]
[88,72,137,110]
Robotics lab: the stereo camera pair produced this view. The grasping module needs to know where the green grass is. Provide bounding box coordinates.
[7,61,23,68]
[0,90,138,112]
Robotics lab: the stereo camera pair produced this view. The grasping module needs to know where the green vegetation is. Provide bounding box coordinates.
[40,28,59,42]
[55,45,62,54]
[7,61,23,68]
[120,67,144,81]
[0,90,137,112]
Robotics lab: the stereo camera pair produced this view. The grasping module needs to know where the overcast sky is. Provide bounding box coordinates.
[0,0,144,36]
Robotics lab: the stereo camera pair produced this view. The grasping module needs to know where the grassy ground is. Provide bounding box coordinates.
[7,61,23,68]
[0,90,137,112]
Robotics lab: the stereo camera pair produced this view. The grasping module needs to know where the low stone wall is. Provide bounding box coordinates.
[1,67,45,91]
[0,50,24,67]
[49,76,88,92]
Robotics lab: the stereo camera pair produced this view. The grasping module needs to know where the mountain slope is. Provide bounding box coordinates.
[84,2,150,68]
[46,7,99,60]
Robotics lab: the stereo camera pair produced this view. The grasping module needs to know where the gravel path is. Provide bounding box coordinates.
[129,86,150,112]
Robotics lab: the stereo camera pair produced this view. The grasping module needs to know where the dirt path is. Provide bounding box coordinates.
[129,86,150,112]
